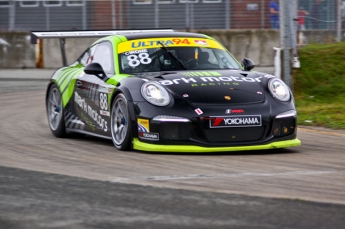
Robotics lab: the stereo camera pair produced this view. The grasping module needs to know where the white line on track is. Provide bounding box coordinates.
[109,170,345,182]
[299,127,345,137]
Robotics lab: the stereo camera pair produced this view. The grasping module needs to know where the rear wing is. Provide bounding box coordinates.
[30,29,175,66]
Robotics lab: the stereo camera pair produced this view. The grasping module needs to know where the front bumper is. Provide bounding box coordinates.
[147,116,298,144]
[134,97,300,151]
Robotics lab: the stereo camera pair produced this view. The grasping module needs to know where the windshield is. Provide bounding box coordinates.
[118,38,242,74]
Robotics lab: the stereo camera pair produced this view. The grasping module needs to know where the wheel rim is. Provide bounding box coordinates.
[47,87,62,131]
[111,96,128,145]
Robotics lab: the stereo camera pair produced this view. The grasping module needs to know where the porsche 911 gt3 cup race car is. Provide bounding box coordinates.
[31,29,301,153]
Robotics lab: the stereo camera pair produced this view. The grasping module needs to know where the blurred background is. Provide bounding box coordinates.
[0,0,344,71]
[0,0,344,31]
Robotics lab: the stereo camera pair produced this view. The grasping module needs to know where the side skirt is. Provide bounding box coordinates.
[66,128,112,140]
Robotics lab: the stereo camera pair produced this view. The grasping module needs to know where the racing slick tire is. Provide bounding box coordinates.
[110,93,132,150]
[46,83,67,138]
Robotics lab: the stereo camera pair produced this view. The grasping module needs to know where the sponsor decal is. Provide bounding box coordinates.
[80,113,95,131]
[195,108,203,115]
[139,132,159,141]
[75,91,108,132]
[195,108,204,115]
[100,110,110,116]
[157,75,263,87]
[137,118,150,132]
[194,40,209,46]
[124,49,148,56]
[117,38,225,53]
[131,39,190,48]
[225,109,244,114]
[231,109,245,113]
[181,71,221,77]
[99,86,108,93]
[209,115,261,128]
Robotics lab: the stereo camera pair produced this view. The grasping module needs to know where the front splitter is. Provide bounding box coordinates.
[132,138,301,153]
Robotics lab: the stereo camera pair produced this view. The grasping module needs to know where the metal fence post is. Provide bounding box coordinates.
[185,1,190,31]
[261,0,265,29]
[83,0,87,30]
[8,0,15,31]
[45,5,50,30]
[278,0,293,91]
[155,0,159,28]
[337,0,342,42]
[226,0,230,29]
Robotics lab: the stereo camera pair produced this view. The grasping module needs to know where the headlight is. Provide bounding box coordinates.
[268,78,290,102]
[141,82,170,106]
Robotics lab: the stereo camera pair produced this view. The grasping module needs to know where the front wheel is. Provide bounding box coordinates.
[46,84,67,137]
[110,93,132,150]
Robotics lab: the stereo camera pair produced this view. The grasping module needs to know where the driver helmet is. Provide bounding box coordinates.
[175,48,195,62]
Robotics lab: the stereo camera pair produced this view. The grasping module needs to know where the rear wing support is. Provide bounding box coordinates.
[30,29,175,67]
[59,38,67,67]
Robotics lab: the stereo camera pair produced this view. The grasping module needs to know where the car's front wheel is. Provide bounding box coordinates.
[46,83,67,137]
[110,93,132,150]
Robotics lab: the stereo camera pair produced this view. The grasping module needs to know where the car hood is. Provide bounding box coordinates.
[142,70,267,104]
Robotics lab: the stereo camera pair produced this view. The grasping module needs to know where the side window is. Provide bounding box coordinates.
[92,42,114,75]
[79,51,90,66]
[79,45,96,66]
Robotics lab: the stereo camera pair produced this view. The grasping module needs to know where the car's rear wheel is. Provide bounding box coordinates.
[46,84,67,137]
[111,93,132,150]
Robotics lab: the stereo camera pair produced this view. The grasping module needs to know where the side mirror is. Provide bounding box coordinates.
[241,58,255,71]
[84,62,106,78]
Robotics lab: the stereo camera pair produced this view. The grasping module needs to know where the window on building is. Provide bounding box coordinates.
[20,1,39,7]
[179,0,198,3]
[43,1,62,7]
[158,0,175,3]
[133,0,152,4]
[202,0,221,3]
[0,0,10,7]
[66,1,84,6]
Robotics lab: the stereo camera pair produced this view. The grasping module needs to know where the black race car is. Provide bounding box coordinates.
[31,29,301,153]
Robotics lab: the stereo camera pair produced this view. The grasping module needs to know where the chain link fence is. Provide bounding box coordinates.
[0,0,344,32]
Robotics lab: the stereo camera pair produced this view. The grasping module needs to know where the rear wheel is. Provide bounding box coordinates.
[46,84,67,137]
[110,93,132,150]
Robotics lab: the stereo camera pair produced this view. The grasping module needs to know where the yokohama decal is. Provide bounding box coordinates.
[209,115,262,128]
[139,132,159,141]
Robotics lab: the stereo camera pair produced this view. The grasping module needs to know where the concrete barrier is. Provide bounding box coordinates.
[0,30,343,69]
[0,32,36,69]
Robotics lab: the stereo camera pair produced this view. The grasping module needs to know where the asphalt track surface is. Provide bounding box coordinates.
[0,69,345,229]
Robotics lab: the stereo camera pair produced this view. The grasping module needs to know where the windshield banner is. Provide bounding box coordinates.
[118,38,225,53]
